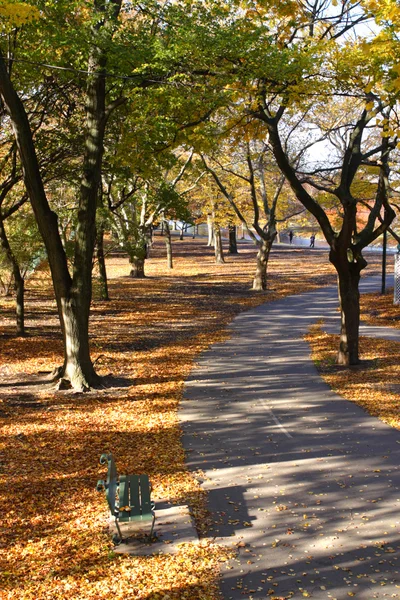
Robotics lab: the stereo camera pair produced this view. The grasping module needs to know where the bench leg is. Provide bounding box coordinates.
[149,513,155,539]
[114,518,123,543]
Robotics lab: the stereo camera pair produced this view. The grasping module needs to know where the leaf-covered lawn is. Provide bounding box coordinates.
[360,287,400,328]
[306,326,400,430]
[0,238,384,599]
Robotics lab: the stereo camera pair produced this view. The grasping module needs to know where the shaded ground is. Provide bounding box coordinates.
[0,237,388,599]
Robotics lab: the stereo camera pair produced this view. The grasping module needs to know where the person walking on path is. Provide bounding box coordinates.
[289,230,293,244]
[310,233,315,248]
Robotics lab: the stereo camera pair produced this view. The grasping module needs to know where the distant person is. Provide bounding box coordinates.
[310,234,315,248]
[289,230,293,244]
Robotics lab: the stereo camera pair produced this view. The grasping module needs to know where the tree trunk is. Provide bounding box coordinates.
[228,224,238,254]
[164,221,173,269]
[0,215,25,335]
[15,272,24,337]
[96,225,109,300]
[252,239,272,291]
[214,227,225,264]
[207,214,214,246]
[0,1,122,390]
[330,250,365,365]
[130,257,145,278]
[336,266,362,365]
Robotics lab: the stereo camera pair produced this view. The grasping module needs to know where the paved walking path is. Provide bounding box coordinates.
[181,276,400,600]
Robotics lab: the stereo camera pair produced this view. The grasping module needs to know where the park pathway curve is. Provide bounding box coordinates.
[181,276,400,600]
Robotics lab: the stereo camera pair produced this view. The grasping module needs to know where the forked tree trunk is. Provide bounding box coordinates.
[164,221,173,269]
[253,239,273,291]
[0,2,122,390]
[228,224,238,254]
[335,262,362,365]
[214,227,225,264]
[0,215,25,335]
[96,225,109,300]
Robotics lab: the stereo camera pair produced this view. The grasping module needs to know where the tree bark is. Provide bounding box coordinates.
[130,257,145,278]
[96,224,109,300]
[207,214,214,246]
[0,1,122,390]
[228,224,238,254]
[214,227,225,264]
[330,251,365,365]
[15,270,24,336]
[0,214,25,335]
[164,221,173,269]
[253,239,272,291]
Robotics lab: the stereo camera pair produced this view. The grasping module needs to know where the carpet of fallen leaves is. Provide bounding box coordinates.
[0,237,384,599]
[306,326,400,431]
[360,286,400,329]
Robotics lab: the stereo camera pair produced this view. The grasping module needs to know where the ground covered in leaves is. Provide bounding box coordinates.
[0,237,385,599]
[306,278,400,432]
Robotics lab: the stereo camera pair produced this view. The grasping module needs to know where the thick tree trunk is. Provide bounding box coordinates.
[336,267,361,365]
[214,227,225,264]
[129,226,148,278]
[228,224,238,254]
[164,222,173,269]
[96,225,109,300]
[207,214,214,246]
[330,250,365,366]
[252,239,272,291]
[0,2,122,390]
[130,257,145,278]
[0,215,25,335]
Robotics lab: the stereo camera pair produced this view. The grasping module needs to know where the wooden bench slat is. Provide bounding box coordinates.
[118,474,129,515]
[128,475,141,517]
[139,474,152,515]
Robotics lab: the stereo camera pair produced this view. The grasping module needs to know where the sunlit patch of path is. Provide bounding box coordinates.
[181,276,400,599]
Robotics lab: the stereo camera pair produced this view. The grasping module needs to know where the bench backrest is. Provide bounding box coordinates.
[99,453,119,516]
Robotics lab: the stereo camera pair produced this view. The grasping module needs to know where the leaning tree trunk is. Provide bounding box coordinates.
[331,251,365,365]
[214,227,225,264]
[253,238,273,291]
[0,215,25,335]
[164,221,173,269]
[96,224,109,300]
[228,224,238,254]
[0,1,122,390]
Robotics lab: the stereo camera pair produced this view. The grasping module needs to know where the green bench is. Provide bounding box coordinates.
[96,453,155,542]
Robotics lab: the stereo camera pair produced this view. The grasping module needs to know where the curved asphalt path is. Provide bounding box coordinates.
[181,276,400,600]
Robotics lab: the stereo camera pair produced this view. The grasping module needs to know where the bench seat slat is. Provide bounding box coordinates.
[129,475,141,515]
[139,474,152,515]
